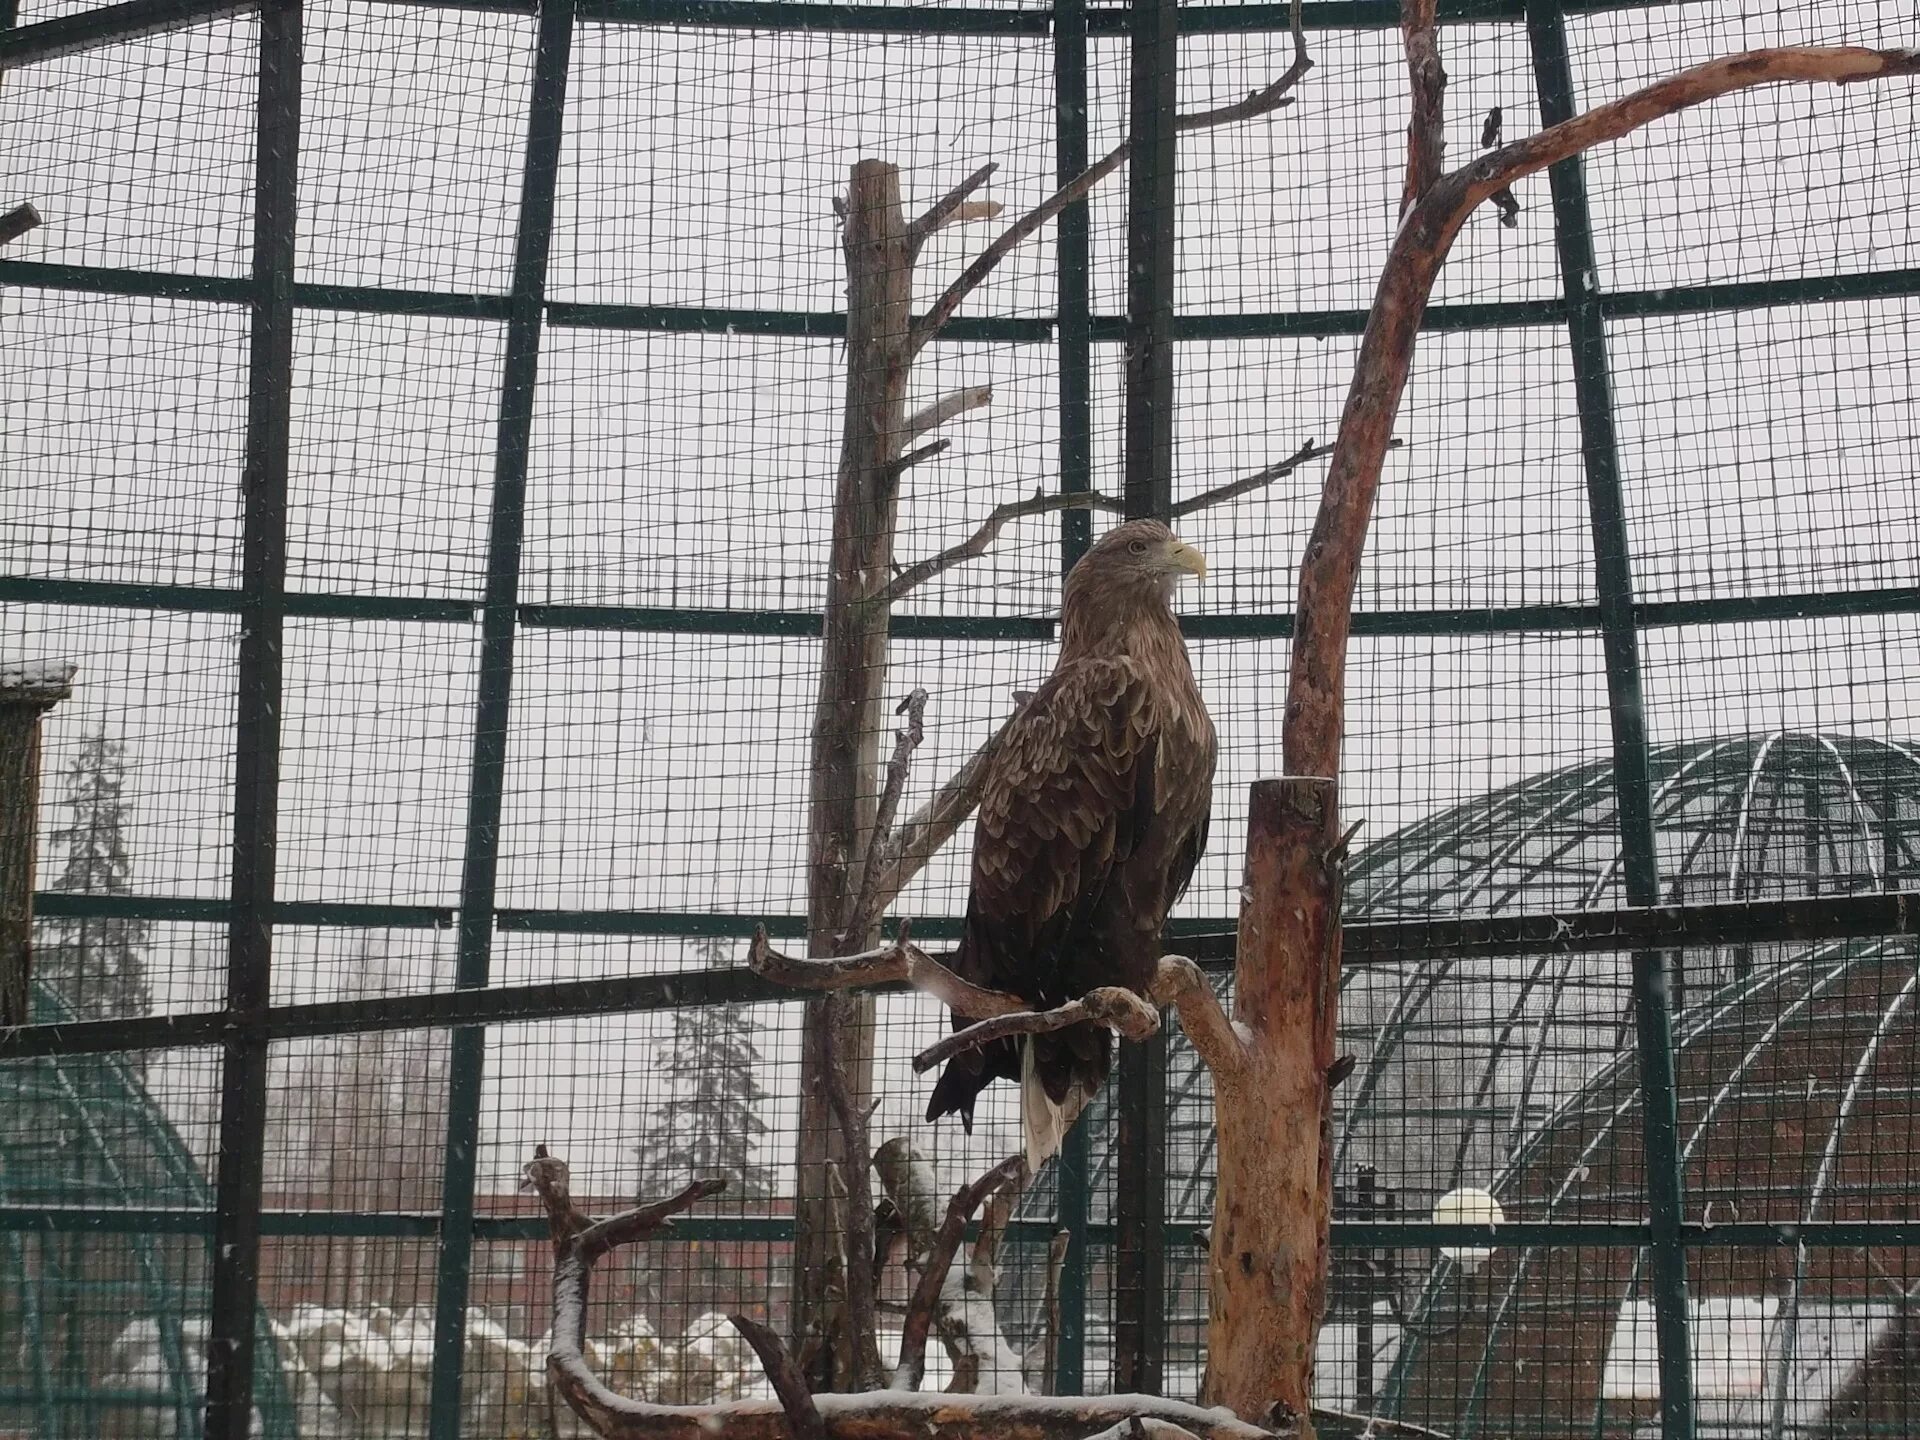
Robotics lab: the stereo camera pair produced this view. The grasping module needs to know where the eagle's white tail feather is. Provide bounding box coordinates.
[1020,1039,1068,1174]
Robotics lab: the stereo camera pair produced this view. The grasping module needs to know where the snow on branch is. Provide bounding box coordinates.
[749,921,1026,1019]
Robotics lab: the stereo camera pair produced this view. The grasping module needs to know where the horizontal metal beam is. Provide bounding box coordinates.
[15,575,1920,643]
[4,1204,1916,1253]
[10,260,1920,343]
[10,891,1916,1059]
[33,891,454,928]
[0,0,252,68]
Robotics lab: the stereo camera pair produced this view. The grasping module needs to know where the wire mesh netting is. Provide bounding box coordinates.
[4,0,1920,1436]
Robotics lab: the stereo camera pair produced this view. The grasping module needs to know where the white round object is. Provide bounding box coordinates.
[1433,1186,1504,1271]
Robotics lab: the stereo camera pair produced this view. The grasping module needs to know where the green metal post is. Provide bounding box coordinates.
[428,1,575,1434]
[1525,3,1694,1435]
[1053,0,1093,1395]
[204,0,300,1435]
[1113,0,1177,1394]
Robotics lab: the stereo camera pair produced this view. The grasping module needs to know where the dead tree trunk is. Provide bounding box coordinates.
[1201,778,1340,1428]
[0,667,72,1026]
[793,158,915,1390]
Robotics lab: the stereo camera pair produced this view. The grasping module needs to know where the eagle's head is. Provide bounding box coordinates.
[1072,517,1207,604]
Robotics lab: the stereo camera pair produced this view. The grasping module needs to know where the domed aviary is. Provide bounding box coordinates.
[0,985,297,1439]
[1381,933,1920,1438]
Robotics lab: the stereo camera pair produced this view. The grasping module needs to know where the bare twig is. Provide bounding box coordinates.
[1399,0,1446,215]
[751,922,1028,1019]
[1310,1409,1454,1440]
[1025,1230,1070,1394]
[911,987,1160,1075]
[884,439,951,480]
[1083,1423,1206,1440]
[821,1004,885,1390]
[730,1316,827,1440]
[1172,442,1333,518]
[0,203,42,248]
[893,1155,1027,1390]
[902,386,994,446]
[1176,0,1311,133]
[908,163,1001,254]
[906,5,1314,357]
[870,489,1123,607]
[848,689,929,935]
[1150,955,1250,1080]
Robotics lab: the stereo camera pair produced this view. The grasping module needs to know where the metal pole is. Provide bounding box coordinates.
[1525,3,1694,1435]
[428,1,575,1433]
[1053,0,1093,1395]
[1113,0,1177,1394]
[204,0,300,1433]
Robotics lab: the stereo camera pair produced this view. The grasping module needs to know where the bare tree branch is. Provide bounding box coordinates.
[529,1148,1284,1440]
[1176,0,1311,133]
[871,489,1124,607]
[911,986,1160,1075]
[1286,42,1920,780]
[903,386,994,446]
[1399,0,1446,215]
[884,439,952,480]
[750,922,1027,1019]
[1150,955,1250,1080]
[908,163,1001,254]
[906,11,1314,357]
[850,687,928,932]
[1024,1230,1070,1394]
[0,203,42,248]
[730,1316,827,1440]
[821,1006,885,1390]
[1310,1410,1454,1440]
[893,1155,1027,1390]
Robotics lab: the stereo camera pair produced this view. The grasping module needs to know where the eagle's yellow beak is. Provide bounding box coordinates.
[1167,537,1207,581]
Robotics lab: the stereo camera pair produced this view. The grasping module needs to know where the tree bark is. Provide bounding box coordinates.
[0,671,72,1026]
[1202,779,1340,1430]
[793,158,916,1389]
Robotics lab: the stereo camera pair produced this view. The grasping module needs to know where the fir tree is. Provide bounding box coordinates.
[37,730,151,1026]
[634,938,775,1199]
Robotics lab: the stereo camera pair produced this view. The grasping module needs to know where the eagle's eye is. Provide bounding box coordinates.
[1127,539,1149,555]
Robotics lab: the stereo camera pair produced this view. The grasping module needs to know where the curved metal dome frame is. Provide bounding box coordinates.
[0,984,297,1439]
[1378,932,1920,1438]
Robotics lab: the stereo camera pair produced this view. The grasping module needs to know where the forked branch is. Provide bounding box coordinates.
[892,1154,1029,1390]
[750,922,1027,1018]
[912,986,1161,1074]
[905,0,1312,356]
[1151,955,1250,1080]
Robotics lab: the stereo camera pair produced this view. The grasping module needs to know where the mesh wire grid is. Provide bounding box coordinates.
[3,0,1920,1436]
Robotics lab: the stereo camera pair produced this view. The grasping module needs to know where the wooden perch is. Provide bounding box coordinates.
[528,1147,1286,1440]
[892,1154,1027,1390]
[750,923,1026,1019]
[729,1316,827,1440]
[908,162,1002,254]
[911,987,1160,1074]
[1151,955,1249,1081]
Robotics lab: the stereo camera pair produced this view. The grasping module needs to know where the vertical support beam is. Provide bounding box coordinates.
[1524,3,1693,1436]
[1052,0,1092,1395]
[429,1,574,1433]
[204,0,300,1434]
[0,669,72,1027]
[1113,0,1177,1394]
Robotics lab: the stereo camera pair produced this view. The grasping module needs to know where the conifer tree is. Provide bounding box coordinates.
[38,730,151,1029]
[634,938,775,1199]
